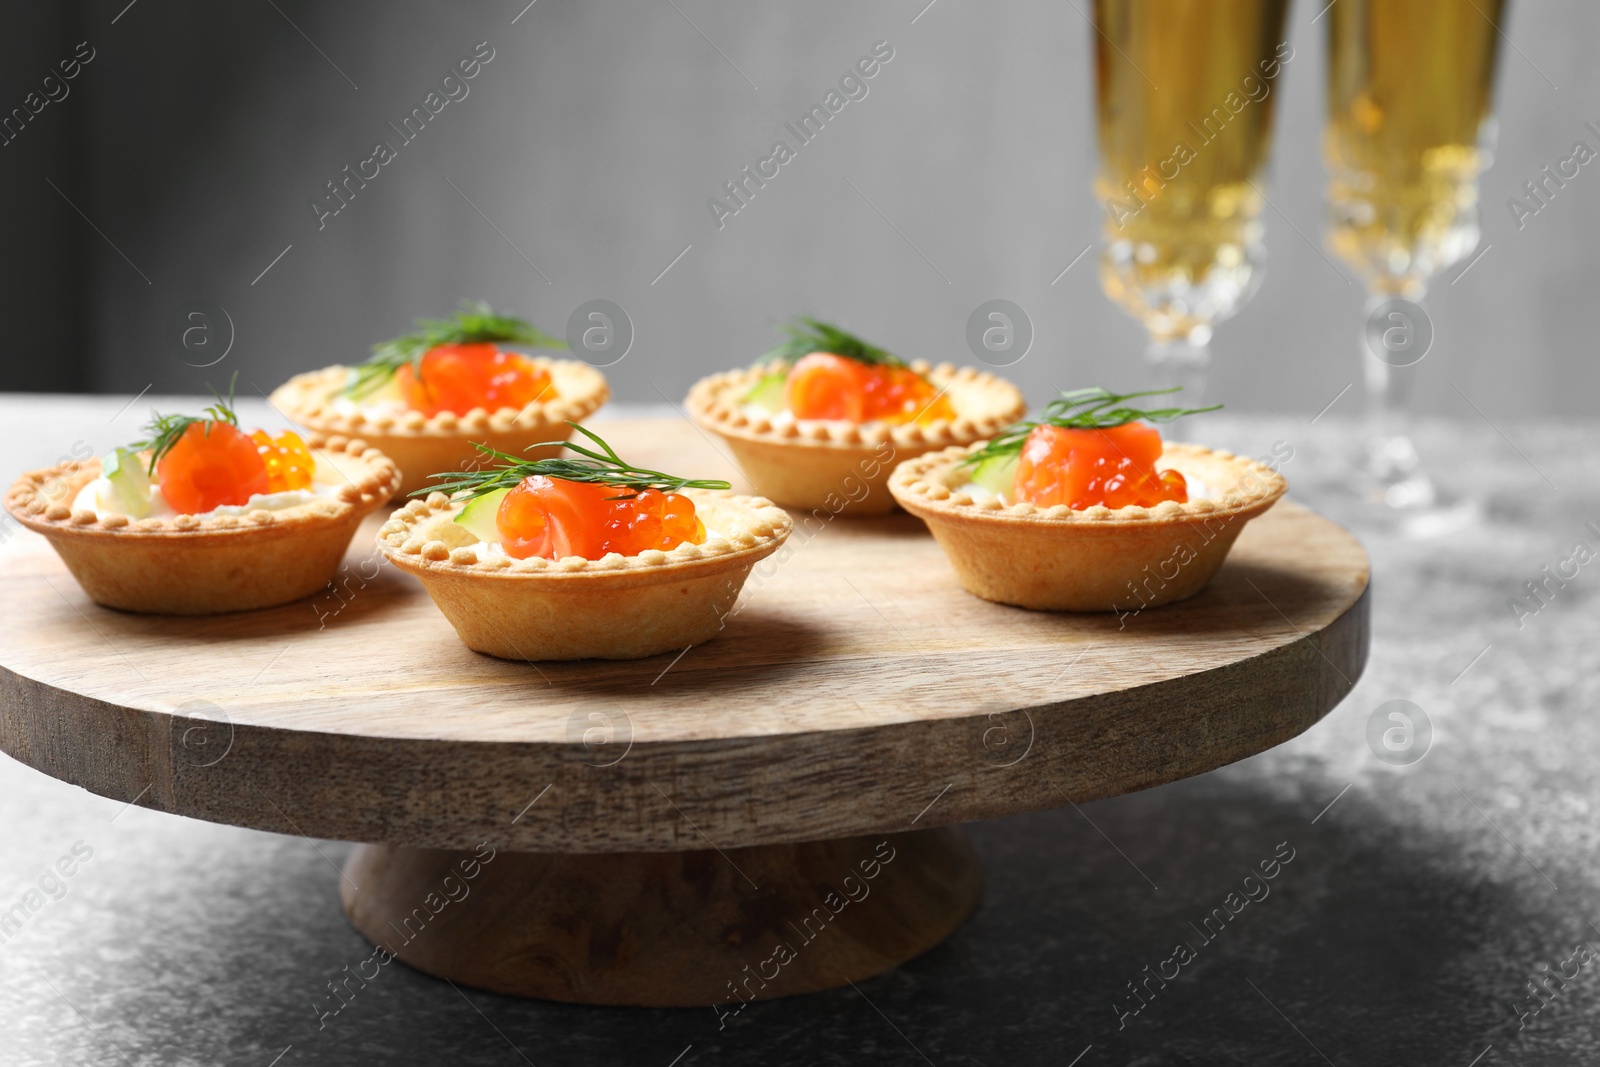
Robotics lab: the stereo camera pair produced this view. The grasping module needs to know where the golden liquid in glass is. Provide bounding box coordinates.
[1093,0,1291,343]
[1324,0,1504,295]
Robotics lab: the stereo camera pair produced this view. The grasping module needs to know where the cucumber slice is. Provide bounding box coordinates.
[98,447,152,518]
[968,453,1018,500]
[453,488,510,542]
[743,370,789,413]
[346,367,405,404]
[365,374,405,404]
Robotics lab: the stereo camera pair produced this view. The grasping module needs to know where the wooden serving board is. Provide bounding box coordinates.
[0,419,1369,854]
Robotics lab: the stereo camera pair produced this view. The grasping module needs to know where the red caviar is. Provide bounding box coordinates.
[156,422,271,514]
[785,352,955,425]
[496,476,705,561]
[250,429,315,493]
[395,343,555,417]
[1013,422,1188,510]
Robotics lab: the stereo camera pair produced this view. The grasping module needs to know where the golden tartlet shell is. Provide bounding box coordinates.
[889,442,1288,612]
[685,362,1025,516]
[270,361,610,496]
[375,489,795,661]
[4,434,401,615]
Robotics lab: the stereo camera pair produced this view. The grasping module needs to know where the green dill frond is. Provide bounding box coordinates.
[131,372,243,473]
[960,387,1222,468]
[343,299,566,399]
[416,423,732,501]
[759,316,902,369]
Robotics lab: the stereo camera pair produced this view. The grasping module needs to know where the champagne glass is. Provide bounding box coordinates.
[1324,0,1504,532]
[1092,0,1292,415]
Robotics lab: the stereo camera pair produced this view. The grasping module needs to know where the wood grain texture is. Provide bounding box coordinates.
[340,828,982,1006]
[0,419,1369,853]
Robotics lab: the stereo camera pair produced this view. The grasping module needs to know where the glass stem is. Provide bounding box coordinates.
[1144,335,1210,439]
[1361,295,1431,505]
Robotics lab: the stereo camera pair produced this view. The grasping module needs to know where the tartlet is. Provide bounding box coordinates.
[269,302,609,496]
[5,432,399,615]
[378,489,792,661]
[888,390,1286,612]
[686,318,1025,515]
[378,426,793,661]
[272,362,607,497]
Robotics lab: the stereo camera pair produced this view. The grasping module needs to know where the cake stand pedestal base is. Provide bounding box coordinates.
[339,827,983,1006]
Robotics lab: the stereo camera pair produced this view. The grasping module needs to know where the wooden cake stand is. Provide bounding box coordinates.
[0,420,1368,1006]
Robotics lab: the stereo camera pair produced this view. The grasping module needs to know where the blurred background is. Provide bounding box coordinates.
[2,0,1596,417]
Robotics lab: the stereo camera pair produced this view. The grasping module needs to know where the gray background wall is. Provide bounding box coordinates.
[1,0,1595,416]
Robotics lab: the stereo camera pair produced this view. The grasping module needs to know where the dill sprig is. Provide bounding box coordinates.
[760,316,903,369]
[417,423,732,501]
[131,373,243,474]
[961,387,1222,467]
[343,299,566,399]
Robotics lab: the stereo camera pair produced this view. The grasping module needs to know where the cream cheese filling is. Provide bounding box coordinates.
[327,364,562,420]
[74,456,349,520]
[329,393,407,419]
[948,472,1211,508]
[463,530,721,558]
[743,403,794,425]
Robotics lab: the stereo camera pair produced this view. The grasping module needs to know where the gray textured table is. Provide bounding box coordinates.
[1,397,1595,1066]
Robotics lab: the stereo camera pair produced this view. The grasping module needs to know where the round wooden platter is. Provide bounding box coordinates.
[0,417,1369,1005]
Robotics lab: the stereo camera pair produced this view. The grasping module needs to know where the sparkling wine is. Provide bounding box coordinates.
[1324,0,1505,294]
[1093,0,1292,344]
